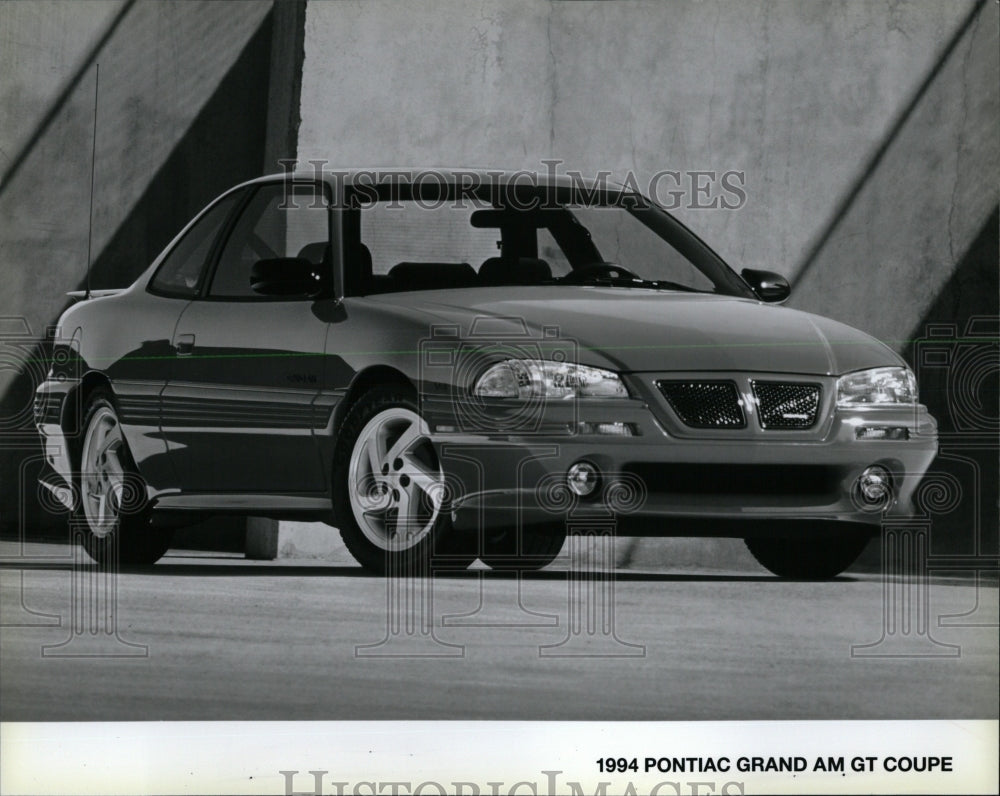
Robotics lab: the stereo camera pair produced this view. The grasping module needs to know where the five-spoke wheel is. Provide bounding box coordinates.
[348,406,445,552]
[80,404,128,538]
[75,388,173,565]
[334,388,472,573]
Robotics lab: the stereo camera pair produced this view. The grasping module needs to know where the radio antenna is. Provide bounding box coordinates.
[85,63,99,300]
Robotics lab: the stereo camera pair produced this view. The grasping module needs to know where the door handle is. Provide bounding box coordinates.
[175,333,195,355]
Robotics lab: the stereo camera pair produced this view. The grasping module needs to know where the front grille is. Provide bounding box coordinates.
[751,381,821,429]
[656,380,745,429]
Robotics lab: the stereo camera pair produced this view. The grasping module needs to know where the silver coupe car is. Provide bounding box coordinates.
[34,168,938,577]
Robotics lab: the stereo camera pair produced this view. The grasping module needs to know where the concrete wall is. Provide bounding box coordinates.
[297,0,991,317]
[791,1,997,345]
[0,0,123,171]
[0,0,271,322]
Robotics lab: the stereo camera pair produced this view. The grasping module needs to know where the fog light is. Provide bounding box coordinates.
[573,422,636,436]
[595,422,634,436]
[857,465,892,504]
[567,461,599,496]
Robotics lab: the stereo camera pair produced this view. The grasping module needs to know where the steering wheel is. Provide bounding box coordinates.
[562,262,642,284]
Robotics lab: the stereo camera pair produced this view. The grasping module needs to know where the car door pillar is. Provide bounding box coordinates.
[330,183,346,303]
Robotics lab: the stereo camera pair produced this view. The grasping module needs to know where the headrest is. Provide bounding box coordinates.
[479,257,552,286]
[357,242,373,274]
[297,242,330,265]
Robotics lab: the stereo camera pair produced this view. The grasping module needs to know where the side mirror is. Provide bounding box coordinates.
[250,257,324,297]
[741,268,790,303]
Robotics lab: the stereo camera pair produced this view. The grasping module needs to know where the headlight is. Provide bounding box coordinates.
[473,359,629,399]
[836,367,917,406]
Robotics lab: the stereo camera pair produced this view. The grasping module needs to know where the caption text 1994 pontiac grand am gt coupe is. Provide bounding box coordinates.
[35,169,937,577]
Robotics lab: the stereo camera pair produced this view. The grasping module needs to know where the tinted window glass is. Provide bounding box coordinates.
[361,201,498,275]
[537,228,572,277]
[149,192,241,296]
[210,184,329,298]
[567,206,715,291]
[347,181,752,297]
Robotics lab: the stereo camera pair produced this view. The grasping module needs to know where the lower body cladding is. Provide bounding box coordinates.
[423,396,939,540]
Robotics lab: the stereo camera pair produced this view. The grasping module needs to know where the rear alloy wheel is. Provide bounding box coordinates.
[334,388,474,574]
[75,389,173,565]
[744,532,871,579]
[480,524,567,572]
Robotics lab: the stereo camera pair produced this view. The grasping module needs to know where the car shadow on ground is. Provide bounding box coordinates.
[0,558,860,583]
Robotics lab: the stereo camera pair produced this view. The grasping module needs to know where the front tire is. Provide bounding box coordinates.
[744,531,871,579]
[480,523,567,571]
[74,388,172,565]
[333,388,471,574]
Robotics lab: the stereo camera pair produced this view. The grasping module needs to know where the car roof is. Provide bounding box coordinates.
[233,167,627,192]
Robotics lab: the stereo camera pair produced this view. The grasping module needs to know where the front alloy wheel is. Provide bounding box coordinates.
[350,405,442,550]
[334,388,470,573]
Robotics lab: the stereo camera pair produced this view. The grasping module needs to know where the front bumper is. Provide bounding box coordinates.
[33,377,79,511]
[420,381,938,537]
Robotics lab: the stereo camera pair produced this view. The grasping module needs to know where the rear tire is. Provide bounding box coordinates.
[744,531,871,579]
[74,388,172,566]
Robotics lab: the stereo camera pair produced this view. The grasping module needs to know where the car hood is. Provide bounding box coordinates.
[364,287,903,376]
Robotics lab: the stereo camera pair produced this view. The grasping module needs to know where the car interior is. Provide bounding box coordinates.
[285,201,721,298]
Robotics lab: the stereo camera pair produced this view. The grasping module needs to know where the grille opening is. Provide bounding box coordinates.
[656,380,745,429]
[623,463,841,497]
[751,381,821,429]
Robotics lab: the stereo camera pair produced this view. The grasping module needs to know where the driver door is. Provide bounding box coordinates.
[161,181,333,494]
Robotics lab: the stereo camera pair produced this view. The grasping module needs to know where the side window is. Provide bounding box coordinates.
[209,183,329,299]
[149,191,241,296]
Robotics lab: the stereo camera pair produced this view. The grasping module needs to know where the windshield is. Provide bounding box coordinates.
[348,183,754,298]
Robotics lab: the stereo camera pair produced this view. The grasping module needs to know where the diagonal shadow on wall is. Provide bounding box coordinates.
[0,9,276,537]
[85,15,274,291]
[792,0,988,286]
[0,0,137,196]
[905,207,998,556]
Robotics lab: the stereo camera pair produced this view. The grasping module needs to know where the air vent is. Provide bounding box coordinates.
[751,381,821,429]
[656,380,746,429]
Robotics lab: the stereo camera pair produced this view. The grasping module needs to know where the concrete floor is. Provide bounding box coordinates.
[1,541,996,721]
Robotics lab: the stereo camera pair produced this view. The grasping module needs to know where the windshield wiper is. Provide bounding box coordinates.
[570,275,702,293]
[642,279,701,293]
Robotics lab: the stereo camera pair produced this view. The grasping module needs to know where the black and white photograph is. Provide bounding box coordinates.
[0,1,997,794]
